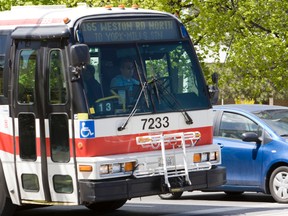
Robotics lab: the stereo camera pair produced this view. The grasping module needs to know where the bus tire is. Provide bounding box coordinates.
[158,192,183,200]
[0,161,16,216]
[85,199,127,212]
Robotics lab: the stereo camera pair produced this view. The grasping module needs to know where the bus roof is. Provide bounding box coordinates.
[0,4,175,30]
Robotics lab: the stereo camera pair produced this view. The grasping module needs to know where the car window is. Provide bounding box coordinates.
[219,112,261,140]
[253,109,288,137]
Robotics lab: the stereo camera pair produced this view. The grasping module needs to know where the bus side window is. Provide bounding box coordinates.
[18,50,36,104]
[0,34,8,96]
[49,49,67,104]
[0,59,3,95]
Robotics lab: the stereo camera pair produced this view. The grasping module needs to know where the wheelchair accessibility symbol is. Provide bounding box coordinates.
[80,121,95,138]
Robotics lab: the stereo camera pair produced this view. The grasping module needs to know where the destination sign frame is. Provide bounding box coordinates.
[79,19,180,43]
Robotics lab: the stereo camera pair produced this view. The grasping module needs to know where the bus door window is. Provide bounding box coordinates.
[18,49,36,104]
[48,50,70,163]
[48,50,68,104]
[49,114,69,163]
[18,113,36,160]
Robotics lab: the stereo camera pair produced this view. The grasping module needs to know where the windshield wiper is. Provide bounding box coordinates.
[135,60,149,108]
[150,77,193,125]
[280,134,288,137]
[118,81,148,131]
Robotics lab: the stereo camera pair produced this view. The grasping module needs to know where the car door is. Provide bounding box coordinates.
[214,110,263,186]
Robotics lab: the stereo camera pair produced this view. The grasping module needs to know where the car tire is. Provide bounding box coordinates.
[158,192,183,200]
[269,166,288,203]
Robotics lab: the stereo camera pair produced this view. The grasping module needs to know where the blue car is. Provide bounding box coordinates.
[212,104,288,203]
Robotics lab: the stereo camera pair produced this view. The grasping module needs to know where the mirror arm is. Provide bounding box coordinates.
[70,65,84,81]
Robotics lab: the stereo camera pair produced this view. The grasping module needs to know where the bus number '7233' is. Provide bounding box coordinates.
[141,116,169,130]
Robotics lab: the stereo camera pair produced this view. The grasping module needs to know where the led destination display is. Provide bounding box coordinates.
[80,19,180,42]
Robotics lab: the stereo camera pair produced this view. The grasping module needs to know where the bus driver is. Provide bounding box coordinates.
[110,58,140,104]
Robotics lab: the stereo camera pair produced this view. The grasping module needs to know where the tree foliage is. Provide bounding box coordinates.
[1,0,287,103]
[179,0,288,103]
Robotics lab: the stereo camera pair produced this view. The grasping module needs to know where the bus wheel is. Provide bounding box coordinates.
[0,182,16,216]
[158,192,183,200]
[85,199,127,212]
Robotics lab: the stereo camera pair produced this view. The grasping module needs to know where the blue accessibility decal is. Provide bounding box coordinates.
[80,120,95,138]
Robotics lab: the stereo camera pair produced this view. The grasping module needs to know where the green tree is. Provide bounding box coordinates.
[178,0,288,103]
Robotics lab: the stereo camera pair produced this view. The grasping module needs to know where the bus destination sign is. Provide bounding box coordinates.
[80,19,179,43]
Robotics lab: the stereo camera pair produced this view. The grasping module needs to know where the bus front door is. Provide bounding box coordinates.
[12,40,78,204]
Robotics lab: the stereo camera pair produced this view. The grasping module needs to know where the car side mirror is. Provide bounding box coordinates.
[241,132,261,144]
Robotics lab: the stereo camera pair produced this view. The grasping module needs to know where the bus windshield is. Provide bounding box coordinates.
[83,41,210,118]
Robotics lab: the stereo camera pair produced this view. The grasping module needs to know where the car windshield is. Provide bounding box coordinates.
[84,41,210,118]
[253,109,288,136]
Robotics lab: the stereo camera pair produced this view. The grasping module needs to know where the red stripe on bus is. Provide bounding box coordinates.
[75,126,213,157]
[0,133,14,154]
[0,126,212,157]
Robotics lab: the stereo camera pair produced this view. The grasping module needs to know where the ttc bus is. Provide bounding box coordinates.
[0,4,225,215]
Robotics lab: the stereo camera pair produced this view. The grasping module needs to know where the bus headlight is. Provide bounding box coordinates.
[100,161,136,176]
[193,151,219,163]
[209,152,218,161]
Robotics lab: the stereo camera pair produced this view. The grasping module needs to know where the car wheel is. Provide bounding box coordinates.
[158,192,183,200]
[224,191,244,195]
[269,166,288,203]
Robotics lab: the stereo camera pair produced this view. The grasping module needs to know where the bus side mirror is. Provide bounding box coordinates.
[70,44,90,67]
[69,44,90,81]
[209,72,219,105]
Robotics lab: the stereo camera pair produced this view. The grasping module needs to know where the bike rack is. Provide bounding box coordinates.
[135,132,201,190]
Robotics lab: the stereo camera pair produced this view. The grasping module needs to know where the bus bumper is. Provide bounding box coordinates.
[79,166,226,204]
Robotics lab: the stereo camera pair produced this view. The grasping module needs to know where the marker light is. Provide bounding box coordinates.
[132,4,139,9]
[124,162,136,172]
[79,165,93,172]
[194,153,201,163]
[63,17,71,24]
[105,5,112,10]
[118,4,125,9]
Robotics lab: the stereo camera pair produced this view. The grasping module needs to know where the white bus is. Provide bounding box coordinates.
[0,4,225,215]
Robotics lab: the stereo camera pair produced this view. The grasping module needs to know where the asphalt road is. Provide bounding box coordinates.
[14,191,288,216]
